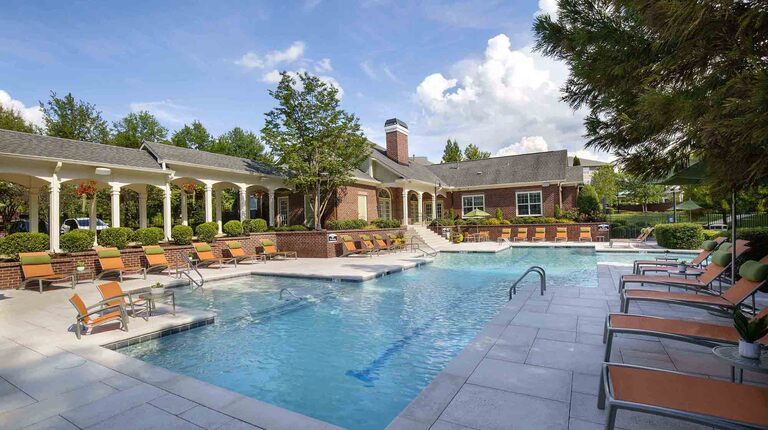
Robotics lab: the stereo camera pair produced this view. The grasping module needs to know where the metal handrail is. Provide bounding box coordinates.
[509,266,546,299]
[178,252,204,289]
[407,235,438,257]
[279,288,300,300]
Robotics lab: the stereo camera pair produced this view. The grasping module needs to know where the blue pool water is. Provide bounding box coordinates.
[120,248,686,429]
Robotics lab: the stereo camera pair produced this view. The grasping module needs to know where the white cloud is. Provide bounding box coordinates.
[129,100,193,125]
[535,0,559,19]
[235,41,306,70]
[360,61,400,83]
[0,90,44,127]
[382,65,401,83]
[413,33,591,160]
[315,58,333,73]
[495,136,549,157]
[360,61,377,79]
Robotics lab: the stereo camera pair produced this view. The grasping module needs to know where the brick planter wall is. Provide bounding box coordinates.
[274,228,405,257]
[429,223,610,242]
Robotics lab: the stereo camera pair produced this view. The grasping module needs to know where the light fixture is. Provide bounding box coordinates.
[95,167,111,176]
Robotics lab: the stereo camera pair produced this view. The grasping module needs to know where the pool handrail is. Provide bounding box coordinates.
[509,266,546,298]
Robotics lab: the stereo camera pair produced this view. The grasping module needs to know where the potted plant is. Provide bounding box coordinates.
[75,261,85,272]
[150,282,165,296]
[733,309,768,359]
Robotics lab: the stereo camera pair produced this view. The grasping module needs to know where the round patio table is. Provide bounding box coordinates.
[137,289,176,317]
[712,345,768,383]
[666,268,702,279]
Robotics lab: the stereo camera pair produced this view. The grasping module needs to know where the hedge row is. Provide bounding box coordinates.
[0,233,50,259]
[653,223,704,249]
[431,217,575,226]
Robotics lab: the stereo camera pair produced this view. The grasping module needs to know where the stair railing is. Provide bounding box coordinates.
[508,266,546,299]
[407,234,439,257]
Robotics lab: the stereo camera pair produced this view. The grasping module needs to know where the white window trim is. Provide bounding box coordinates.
[462,194,485,216]
[515,191,543,217]
[377,189,392,220]
[277,196,289,226]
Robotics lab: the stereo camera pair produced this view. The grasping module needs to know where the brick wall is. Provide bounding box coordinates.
[331,184,380,222]
[385,131,409,165]
[429,223,609,242]
[562,186,578,211]
[445,186,560,218]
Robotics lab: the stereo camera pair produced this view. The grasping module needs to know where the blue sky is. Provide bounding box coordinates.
[0,0,608,162]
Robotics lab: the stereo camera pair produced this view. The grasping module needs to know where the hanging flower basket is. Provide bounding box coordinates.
[76,181,97,213]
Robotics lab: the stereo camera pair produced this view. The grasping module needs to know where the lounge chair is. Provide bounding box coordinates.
[598,363,768,430]
[633,237,728,274]
[386,233,406,250]
[618,242,750,293]
[620,257,768,316]
[18,252,75,293]
[192,242,237,268]
[224,241,265,264]
[97,281,150,320]
[373,234,394,251]
[555,227,567,242]
[532,227,546,242]
[513,228,528,242]
[603,307,768,362]
[96,248,146,282]
[578,227,592,242]
[497,228,511,243]
[340,235,369,257]
[478,230,490,242]
[259,239,298,260]
[359,235,382,254]
[69,293,128,340]
[142,245,187,276]
[609,227,654,248]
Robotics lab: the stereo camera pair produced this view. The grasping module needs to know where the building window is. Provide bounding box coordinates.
[462,194,485,215]
[277,196,289,226]
[436,200,444,218]
[377,189,391,220]
[357,194,368,221]
[516,191,543,216]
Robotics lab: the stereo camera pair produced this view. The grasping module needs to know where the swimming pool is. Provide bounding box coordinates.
[120,248,686,429]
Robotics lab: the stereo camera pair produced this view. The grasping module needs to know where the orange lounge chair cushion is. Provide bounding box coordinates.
[20,252,58,278]
[608,365,768,427]
[89,310,123,326]
[344,241,356,252]
[229,248,246,257]
[624,289,732,306]
[609,314,740,343]
[622,274,705,288]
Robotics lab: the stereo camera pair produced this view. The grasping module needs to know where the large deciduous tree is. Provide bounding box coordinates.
[620,175,664,212]
[463,143,491,160]
[441,139,462,163]
[40,91,110,143]
[208,127,272,164]
[0,105,35,133]
[590,165,620,207]
[262,72,370,229]
[534,1,768,191]
[170,120,212,149]
[111,111,168,148]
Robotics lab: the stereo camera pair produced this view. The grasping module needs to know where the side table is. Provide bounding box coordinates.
[712,345,768,383]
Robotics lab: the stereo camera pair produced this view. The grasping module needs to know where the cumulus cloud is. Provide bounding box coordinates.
[535,0,559,18]
[235,41,306,70]
[129,100,193,125]
[0,90,44,127]
[413,33,592,160]
[495,136,549,157]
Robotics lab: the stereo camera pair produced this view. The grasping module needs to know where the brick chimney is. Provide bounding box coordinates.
[385,118,409,165]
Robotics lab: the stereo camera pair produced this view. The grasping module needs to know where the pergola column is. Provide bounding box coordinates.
[204,184,213,223]
[89,192,97,243]
[180,191,188,226]
[416,192,423,224]
[137,186,148,229]
[431,193,437,221]
[215,186,223,234]
[163,183,172,240]
[268,190,276,226]
[49,178,60,252]
[110,184,121,228]
[239,186,248,221]
[28,187,39,233]
[402,189,409,226]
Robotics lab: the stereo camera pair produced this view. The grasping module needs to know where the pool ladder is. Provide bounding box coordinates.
[508,266,546,299]
[178,252,205,290]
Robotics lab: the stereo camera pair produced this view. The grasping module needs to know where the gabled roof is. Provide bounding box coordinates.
[565,166,585,183]
[370,145,443,184]
[0,129,165,171]
[426,150,568,187]
[142,141,282,177]
[568,156,607,167]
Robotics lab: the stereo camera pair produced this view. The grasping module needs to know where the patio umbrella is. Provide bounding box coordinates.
[656,162,738,282]
[463,209,491,235]
[676,199,702,222]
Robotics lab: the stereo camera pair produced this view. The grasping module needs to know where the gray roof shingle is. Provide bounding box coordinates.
[568,156,607,167]
[426,150,568,187]
[0,129,164,170]
[143,141,282,176]
[370,145,443,184]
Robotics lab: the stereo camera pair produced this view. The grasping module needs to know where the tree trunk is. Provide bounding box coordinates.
[313,185,321,231]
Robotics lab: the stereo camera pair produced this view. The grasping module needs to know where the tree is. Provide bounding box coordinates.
[590,166,619,208]
[111,111,168,148]
[40,91,110,142]
[577,185,600,215]
[208,127,271,164]
[620,175,664,212]
[0,105,35,133]
[441,139,462,163]
[534,1,768,192]
[262,72,370,230]
[463,143,490,160]
[170,120,212,149]
[572,155,581,166]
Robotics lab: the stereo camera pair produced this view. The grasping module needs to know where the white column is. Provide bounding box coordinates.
[138,187,148,229]
[268,190,276,226]
[239,187,248,221]
[204,184,213,223]
[215,187,223,234]
[163,183,172,240]
[49,178,60,252]
[402,189,409,226]
[416,192,423,224]
[28,187,39,233]
[431,193,437,221]
[180,192,188,226]
[110,184,121,228]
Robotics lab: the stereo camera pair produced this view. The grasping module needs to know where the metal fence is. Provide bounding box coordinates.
[607,211,768,239]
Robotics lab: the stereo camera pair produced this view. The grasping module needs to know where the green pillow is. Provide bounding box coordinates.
[701,240,717,251]
[260,239,274,246]
[227,241,242,249]
[719,243,732,251]
[374,234,383,240]
[581,227,590,232]
[536,228,545,233]
[739,260,768,283]
[360,235,371,241]
[194,243,212,253]
[710,250,731,267]
[20,254,51,265]
[341,235,353,242]
[143,247,164,255]
[97,249,121,258]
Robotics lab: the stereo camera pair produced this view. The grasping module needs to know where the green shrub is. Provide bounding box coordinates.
[371,218,401,228]
[431,218,454,226]
[243,218,268,233]
[487,218,500,225]
[702,229,725,241]
[500,219,511,225]
[326,219,368,230]
[454,218,467,226]
[610,226,628,239]
[0,233,50,259]
[223,220,244,237]
[60,230,95,253]
[98,227,131,249]
[495,208,504,220]
[172,225,194,245]
[654,223,704,249]
[288,225,308,231]
[720,227,768,260]
[577,185,600,215]
[195,222,219,242]
[134,227,165,245]
[119,227,135,243]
